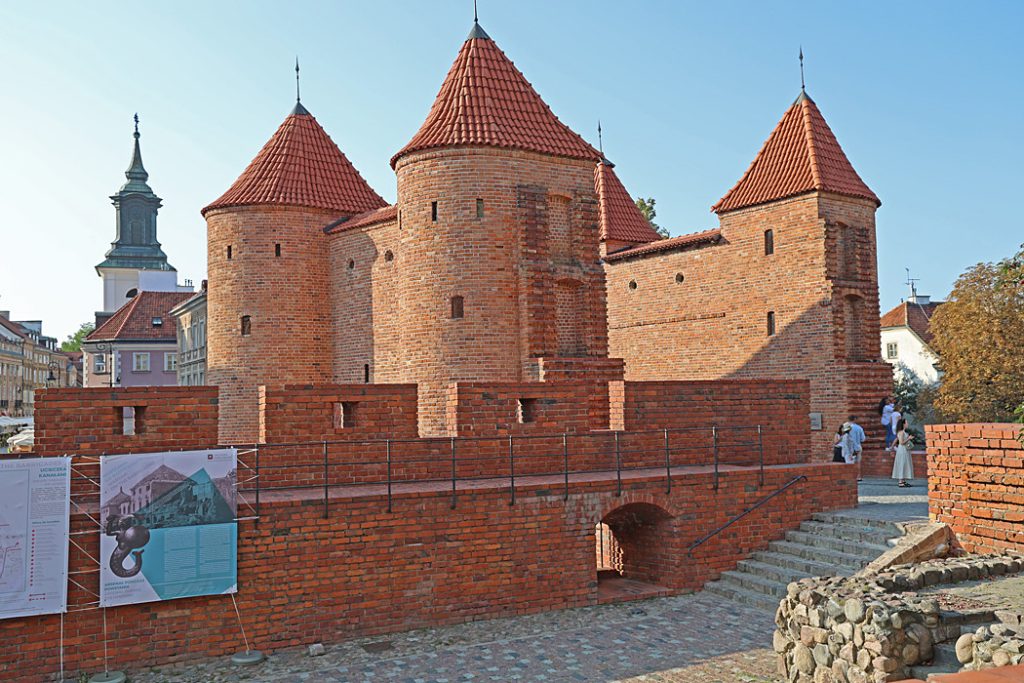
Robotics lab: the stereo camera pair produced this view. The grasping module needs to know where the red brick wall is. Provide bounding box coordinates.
[33,386,219,456]
[206,205,340,445]
[605,192,889,457]
[0,460,854,683]
[445,381,597,437]
[619,379,811,465]
[259,384,419,443]
[927,423,1024,553]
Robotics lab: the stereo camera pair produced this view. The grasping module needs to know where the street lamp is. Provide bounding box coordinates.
[47,360,60,387]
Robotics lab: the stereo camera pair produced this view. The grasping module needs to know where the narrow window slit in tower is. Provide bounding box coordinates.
[764,229,774,255]
[363,363,370,383]
[476,198,484,218]
[275,243,281,257]
[767,311,776,337]
[450,295,464,319]
[227,245,233,260]
[241,315,251,337]
[431,201,438,222]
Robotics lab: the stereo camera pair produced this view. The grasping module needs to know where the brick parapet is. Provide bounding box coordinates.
[259,384,419,443]
[927,422,1024,553]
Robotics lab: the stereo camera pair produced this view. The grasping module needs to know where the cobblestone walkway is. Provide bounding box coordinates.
[130,592,779,683]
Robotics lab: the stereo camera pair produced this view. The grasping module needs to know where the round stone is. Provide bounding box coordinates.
[794,643,815,674]
[956,633,975,663]
[845,599,866,624]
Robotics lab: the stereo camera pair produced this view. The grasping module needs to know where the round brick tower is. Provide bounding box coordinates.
[203,102,386,444]
[390,22,603,435]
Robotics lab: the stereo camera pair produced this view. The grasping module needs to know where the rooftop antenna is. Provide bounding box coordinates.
[597,120,604,156]
[295,57,301,103]
[905,267,920,299]
[799,46,805,92]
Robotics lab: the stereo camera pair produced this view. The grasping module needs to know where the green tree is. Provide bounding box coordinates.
[61,322,94,352]
[635,197,671,239]
[930,243,1024,422]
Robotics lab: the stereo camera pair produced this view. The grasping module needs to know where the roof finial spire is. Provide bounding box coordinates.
[597,120,603,155]
[295,57,301,103]
[133,112,140,138]
[474,0,478,23]
[799,46,805,92]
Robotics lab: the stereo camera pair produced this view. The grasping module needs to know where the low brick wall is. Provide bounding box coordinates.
[259,383,419,443]
[927,423,1024,553]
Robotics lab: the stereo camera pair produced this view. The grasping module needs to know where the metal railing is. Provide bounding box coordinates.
[229,425,770,516]
[685,474,808,555]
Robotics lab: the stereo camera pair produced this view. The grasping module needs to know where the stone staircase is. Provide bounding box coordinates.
[703,510,903,611]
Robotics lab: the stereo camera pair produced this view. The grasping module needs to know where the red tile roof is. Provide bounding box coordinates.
[324,205,398,234]
[595,161,662,245]
[713,92,879,214]
[203,105,387,216]
[87,291,192,342]
[880,300,943,345]
[391,24,599,168]
[603,229,723,262]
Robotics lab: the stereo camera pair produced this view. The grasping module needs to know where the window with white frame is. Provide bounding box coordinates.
[94,353,106,372]
[886,342,899,359]
[132,352,151,372]
[164,353,177,372]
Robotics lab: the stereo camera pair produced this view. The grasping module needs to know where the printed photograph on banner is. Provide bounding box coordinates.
[99,449,237,607]
[0,457,71,620]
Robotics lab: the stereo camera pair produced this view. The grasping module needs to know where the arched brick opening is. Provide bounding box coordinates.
[598,502,674,589]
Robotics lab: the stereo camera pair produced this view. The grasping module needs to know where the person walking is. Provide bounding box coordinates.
[879,397,895,450]
[848,415,866,481]
[892,418,914,487]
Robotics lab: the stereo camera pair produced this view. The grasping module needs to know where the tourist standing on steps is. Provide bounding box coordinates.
[832,425,847,462]
[889,404,903,451]
[879,397,896,450]
[848,415,866,481]
[838,423,854,465]
[892,418,914,487]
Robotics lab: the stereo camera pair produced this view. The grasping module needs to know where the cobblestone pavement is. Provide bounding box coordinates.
[129,592,779,683]
[853,477,929,523]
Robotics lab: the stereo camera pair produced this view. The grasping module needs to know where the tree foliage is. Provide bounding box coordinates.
[635,197,671,239]
[930,243,1024,422]
[61,322,94,352]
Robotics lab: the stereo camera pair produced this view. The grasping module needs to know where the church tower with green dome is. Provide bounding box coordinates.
[96,115,183,315]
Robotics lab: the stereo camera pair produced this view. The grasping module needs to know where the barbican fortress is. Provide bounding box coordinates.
[202,19,889,446]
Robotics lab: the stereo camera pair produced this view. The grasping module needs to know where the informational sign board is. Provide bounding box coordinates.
[99,449,237,607]
[0,457,71,620]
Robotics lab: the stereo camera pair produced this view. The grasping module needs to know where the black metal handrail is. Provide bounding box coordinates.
[686,474,808,555]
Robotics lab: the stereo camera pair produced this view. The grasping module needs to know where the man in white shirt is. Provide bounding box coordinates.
[881,398,895,450]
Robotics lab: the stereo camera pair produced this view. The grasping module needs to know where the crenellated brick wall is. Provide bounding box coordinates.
[445,381,596,437]
[927,423,1024,553]
[259,383,419,443]
[33,386,219,456]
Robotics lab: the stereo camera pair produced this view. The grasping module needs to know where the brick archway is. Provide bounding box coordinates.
[598,502,675,589]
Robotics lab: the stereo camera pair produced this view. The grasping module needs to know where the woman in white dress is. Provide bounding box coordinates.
[892,419,914,487]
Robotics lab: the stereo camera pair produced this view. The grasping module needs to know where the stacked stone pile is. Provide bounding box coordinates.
[774,553,1024,682]
[956,610,1024,671]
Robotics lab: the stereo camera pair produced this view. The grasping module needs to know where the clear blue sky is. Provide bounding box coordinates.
[1,1,1021,341]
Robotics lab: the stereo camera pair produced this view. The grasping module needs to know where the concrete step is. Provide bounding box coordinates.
[798,520,899,546]
[909,642,960,679]
[766,540,873,571]
[703,580,781,612]
[750,550,854,579]
[735,558,839,585]
[811,511,902,533]
[716,569,789,598]
[784,530,890,558]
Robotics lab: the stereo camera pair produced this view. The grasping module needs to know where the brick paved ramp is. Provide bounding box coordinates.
[130,593,779,683]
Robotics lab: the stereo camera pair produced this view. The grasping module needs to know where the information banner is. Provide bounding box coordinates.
[0,456,71,620]
[99,449,237,607]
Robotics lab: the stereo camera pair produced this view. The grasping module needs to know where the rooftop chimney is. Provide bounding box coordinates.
[908,293,931,305]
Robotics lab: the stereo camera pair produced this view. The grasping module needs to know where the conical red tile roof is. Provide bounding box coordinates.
[203,104,386,216]
[713,92,879,214]
[595,160,662,245]
[391,24,599,168]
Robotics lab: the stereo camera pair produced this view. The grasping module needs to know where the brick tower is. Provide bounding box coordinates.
[388,21,617,435]
[203,100,386,444]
